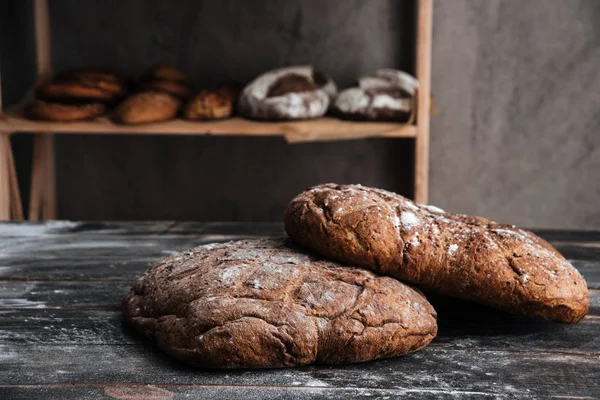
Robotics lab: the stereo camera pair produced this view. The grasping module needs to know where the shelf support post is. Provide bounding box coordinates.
[30,0,56,220]
[415,0,433,204]
[0,42,24,220]
[0,133,10,220]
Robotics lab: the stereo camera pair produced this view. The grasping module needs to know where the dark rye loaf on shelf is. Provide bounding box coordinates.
[25,100,107,122]
[238,66,337,120]
[284,184,589,324]
[122,238,437,368]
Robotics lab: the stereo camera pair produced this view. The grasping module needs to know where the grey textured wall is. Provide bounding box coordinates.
[430,0,600,229]
[1,0,599,228]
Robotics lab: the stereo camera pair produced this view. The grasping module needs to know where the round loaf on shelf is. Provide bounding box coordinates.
[183,87,235,120]
[122,238,437,368]
[25,100,107,122]
[113,92,181,125]
[54,67,132,88]
[333,69,418,122]
[36,79,126,103]
[238,66,337,120]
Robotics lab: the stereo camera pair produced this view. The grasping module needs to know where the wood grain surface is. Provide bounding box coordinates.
[0,222,599,399]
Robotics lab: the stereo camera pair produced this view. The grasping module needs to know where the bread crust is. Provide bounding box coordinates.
[140,80,193,100]
[333,70,416,122]
[122,238,437,368]
[284,184,589,324]
[36,80,124,103]
[333,87,412,122]
[54,68,131,87]
[238,66,336,120]
[183,87,234,120]
[141,65,189,83]
[25,100,106,121]
[114,92,181,124]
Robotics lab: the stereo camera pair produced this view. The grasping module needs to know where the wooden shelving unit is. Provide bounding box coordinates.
[0,0,433,221]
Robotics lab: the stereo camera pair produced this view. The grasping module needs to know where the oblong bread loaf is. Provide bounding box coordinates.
[285,184,589,323]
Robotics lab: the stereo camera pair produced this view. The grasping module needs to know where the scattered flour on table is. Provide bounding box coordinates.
[0,298,47,308]
[0,221,79,237]
[304,379,330,387]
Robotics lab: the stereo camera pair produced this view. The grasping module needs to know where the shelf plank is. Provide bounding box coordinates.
[0,107,417,142]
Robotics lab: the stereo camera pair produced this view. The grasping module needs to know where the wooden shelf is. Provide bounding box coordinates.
[0,0,432,221]
[0,106,416,142]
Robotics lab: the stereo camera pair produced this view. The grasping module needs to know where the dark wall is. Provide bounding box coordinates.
[2,0,416,221]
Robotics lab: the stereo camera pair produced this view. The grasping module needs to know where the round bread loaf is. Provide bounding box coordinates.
[26,100,106,121]
[122,238,437,368]
[333,69,417,122]
[54,68,131,87]
[114,92,181,124]
[285,184,590,324]
[238,66,336,120]
[183,87,234,120]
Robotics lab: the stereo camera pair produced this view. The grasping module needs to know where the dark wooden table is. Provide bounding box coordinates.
[0,222,598,399]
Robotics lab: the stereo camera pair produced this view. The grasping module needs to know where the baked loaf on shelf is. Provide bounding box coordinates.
[26,67,131,121]
[25,100,107,122]
[183,86,238,120]
[285,184,589,324]
[113,92,181,124]
[137,65,193,101]
[238,66,337,120]
[36,67,130,104]
[333,69,418,122]
[140,80,193,100]
[122,238,437,368]
[53,68,132,90]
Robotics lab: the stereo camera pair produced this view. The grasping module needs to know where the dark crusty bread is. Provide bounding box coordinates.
[266,74,318,97]
[333,86,412,122]
[333,70,417,122]
[26,100,106,121]
[238,66,336,120]
[36,68,131,105]
[122,238,437,368]
[36,80,125,103]
[284,184,589,324]
[183,87,234,120]
[53,68,131,87]
[114,92,181,124]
